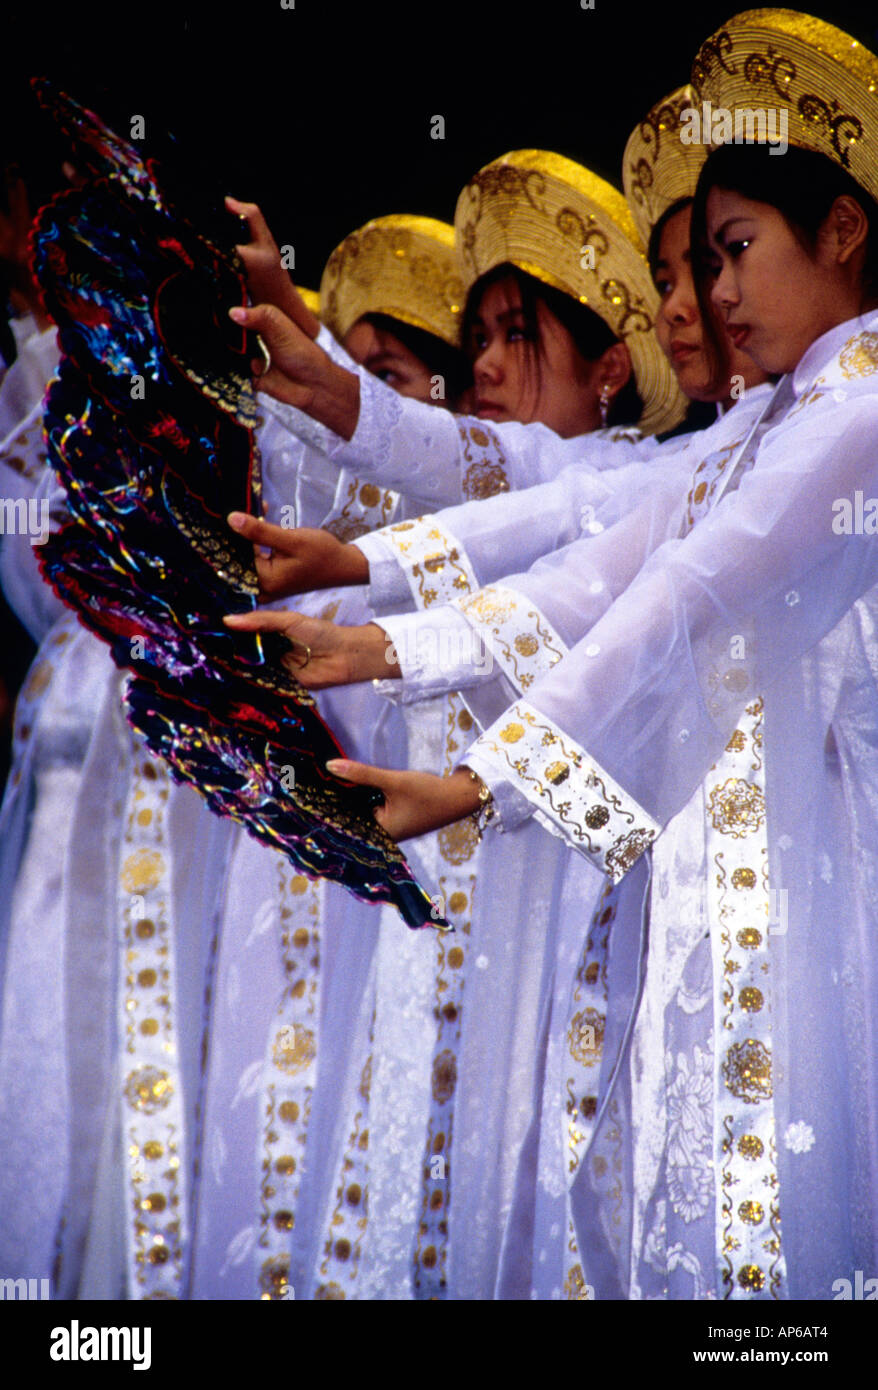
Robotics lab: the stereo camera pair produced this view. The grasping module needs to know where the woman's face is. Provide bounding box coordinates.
[466,274,619,437]
[704,187,859,376]
[342,318,438,402]
[653,204,766,404]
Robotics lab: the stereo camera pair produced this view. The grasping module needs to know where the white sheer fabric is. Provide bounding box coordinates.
[452,313,878,1299]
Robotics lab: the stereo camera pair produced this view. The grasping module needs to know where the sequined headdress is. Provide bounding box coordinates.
[453,148,687,436]
[320,215,464,347]
[623,85,708,247]
[691,9,878,205]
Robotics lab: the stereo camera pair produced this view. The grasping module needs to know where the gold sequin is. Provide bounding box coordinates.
[279,1101,299,1123]
[273,1210,294,1231]
[137,969,157,988]
[739,986,764,1012]
[432,1050,457,1102]
[140,1018,159,1036]
[737,926,763,949]
[143,1141,164,1160]
[546,761,570,785]
[274,1155,296,1176]
[514,634,540,657]
[292,928,309,947]
[421,1245,438,1268]
[737,1263,765,1291]
[24,662,53,698]
[732,867,757,889]
[346,1184,362,1207]
[272,1023,316,1075]
[259,1255,292,1299]
[448,891,468,914]
[359,483,381,507]
[723,1039,772,1103]
[290,876,309,895]
[567,1008,604,1066]
[314,1283,345,1300]
[500,722,525,743]
[125,1066,173,1113]
[135,919,156,939]
[585,805,610,830]
[142,1192,166,1212]
[738,1200,764,1225]
[121,849,165,893]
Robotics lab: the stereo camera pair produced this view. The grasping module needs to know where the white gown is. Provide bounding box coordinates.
[420,313,878,1299]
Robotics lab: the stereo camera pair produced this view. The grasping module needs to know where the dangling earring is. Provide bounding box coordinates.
[599,385,611,427]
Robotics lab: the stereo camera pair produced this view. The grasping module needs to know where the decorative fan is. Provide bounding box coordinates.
[31,80,445,929]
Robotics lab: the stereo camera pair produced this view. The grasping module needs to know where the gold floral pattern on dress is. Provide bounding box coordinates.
[722,1038,773,1103]
[272,1023,316,1075]
[125,1066,173,1113]
[567,1007,605,1066]
[839,331,878,379]
[323,476,399,542]
[431,1049,458,1103]
[707,778,765,837]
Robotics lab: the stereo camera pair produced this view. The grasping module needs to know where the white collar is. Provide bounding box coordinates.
[792,309,878,398]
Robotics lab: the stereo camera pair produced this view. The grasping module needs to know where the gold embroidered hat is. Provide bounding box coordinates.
[319,215,464,347]
[623,86,709,248]
[454,149,687,436]
[690,9,878,205]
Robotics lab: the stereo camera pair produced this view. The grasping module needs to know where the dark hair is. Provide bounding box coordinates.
[690,141,878,392]
[461,262,644,428]
[362,311,472,408]
[647,196,693,281]
[648,193,743,390]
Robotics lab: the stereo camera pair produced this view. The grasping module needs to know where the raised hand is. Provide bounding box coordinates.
[228,303,360,439]
[227,511,368,601]
[323,758,484,841]
[225,196,320,339]
[222,608,399,688]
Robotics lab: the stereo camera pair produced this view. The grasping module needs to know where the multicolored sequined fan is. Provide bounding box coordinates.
[31,80,443,928]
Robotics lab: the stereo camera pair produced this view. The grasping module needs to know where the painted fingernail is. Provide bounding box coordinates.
[229,306,247,323]
[227,512,246,529]
[326,759,349,774]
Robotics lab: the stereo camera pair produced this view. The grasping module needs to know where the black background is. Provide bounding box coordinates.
[8,0,878,287]
[3,0,878,788]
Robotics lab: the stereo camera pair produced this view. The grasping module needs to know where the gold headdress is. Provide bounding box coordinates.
[622,85,708,248]
[691,9,878,205]
[454,149,686,436]
[319,215,464,347]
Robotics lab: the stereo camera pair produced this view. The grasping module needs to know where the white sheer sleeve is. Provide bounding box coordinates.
[466,386,878,877]
[350,388,774,617]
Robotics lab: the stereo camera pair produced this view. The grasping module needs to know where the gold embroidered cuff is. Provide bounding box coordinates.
[322,473,401,543]
[452,585,567,694]
[379,516,478,609]
[474,700,661,880]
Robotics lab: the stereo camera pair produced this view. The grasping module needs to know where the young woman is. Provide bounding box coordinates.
[226,140,770,1298]
[187,212,476,1300]
[230,11,878,1299]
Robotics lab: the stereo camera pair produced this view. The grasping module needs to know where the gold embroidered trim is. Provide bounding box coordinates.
[478,701,660,880]
[453,585,566,693]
